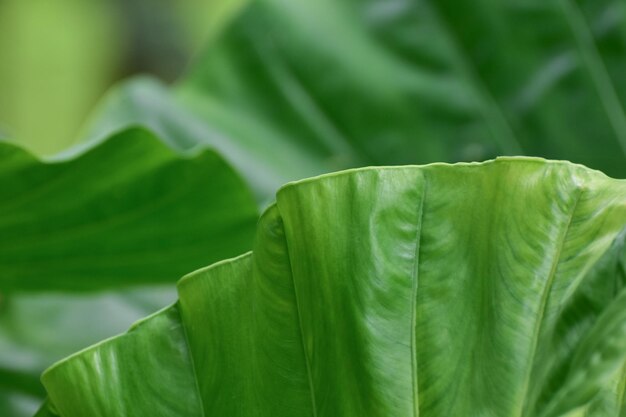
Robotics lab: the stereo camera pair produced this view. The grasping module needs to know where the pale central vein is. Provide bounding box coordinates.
[410,174,427,417]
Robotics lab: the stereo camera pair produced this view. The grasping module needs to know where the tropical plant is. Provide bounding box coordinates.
[3,0,626,414]
[35,159,626,417]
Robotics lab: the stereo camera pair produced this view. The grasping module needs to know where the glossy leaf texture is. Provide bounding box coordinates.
[0,127,258,291]
[37,159,626,417]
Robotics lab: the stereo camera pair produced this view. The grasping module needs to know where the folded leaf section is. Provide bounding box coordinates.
[177,205,314,416]
[41,305,204,416]
[38,159,626,416]
[276,167,426,416]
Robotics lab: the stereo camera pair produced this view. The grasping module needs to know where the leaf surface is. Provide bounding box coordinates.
[37,159,626,417]
[0,127,257,291]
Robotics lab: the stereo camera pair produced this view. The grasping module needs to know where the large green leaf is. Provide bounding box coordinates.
[177,0,626,180]
[0,127,257,291]
[37,159,626,416]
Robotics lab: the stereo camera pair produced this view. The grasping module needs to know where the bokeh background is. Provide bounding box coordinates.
[2,0,626,416]
[0,0,236,155]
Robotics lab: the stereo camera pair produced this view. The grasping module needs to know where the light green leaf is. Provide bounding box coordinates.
[37,159,626,416]
[0,127,257,291]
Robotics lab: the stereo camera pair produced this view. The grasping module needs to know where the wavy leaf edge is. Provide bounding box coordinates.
[39,157,626,417]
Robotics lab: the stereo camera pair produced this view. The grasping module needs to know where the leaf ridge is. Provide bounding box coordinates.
[178,304,208,417]
[0,129,170,213]
[518,182,585,417]
[276,205,319,417]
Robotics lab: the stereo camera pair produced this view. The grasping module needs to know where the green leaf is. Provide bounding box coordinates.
[539,284,626,417]
[0,368,43,398]
[0,69,260,413]
[0,127,257,291]
[37,159,626,416]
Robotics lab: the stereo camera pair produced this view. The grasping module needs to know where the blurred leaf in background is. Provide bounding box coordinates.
[0,0,232,155]
[88,0,626,203]
[0,128,257,291]
[0,0,121,155]
[4,2,626,231]
[179,0,626,179]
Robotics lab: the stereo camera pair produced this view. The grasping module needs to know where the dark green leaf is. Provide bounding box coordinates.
[180,0,626,179]
[0,127,257,291]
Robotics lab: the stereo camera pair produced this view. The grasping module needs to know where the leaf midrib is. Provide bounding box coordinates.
[410,174,427,417]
